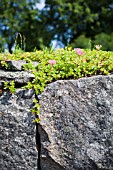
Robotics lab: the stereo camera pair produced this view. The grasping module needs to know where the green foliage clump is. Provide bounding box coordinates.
[0,47,113,122]
[4,80,16,94]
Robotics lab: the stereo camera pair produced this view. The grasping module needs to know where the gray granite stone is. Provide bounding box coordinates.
[0,89,38,170]
[0,70,34,86]
[39,75,113,170]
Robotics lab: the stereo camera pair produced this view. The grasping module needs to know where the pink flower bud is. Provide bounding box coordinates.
[48,60,56,65]
[74,48,84,55]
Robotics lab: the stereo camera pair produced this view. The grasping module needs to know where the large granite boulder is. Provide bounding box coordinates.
[39,75,113,170]
[0,89,38,170]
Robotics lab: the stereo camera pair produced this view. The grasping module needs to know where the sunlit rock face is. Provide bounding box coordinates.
[39,75,113,170]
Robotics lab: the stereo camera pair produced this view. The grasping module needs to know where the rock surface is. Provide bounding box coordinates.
[0,70,34,86]
[0,60,39,87]
[0,89,38,170]
[39,75,113,170]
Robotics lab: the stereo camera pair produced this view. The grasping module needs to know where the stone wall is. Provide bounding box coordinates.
[0,61,38,170]
[0,61,113,170]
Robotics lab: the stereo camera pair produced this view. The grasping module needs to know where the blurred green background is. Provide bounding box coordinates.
[0,0,113,52]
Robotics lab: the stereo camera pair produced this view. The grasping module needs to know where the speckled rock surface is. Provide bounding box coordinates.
[39,75,113,170]
[0,70,34,86]
[0,89,38,170]
[0,60,37,87]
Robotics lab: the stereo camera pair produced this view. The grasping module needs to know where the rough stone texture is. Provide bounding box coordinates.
[0,60,38,87]
[0,70,34,86]
[0,89,38,170]
[39,75,113,170]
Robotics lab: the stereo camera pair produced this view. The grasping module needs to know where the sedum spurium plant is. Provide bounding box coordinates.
[0,47,113,122]
[4,80,16,94]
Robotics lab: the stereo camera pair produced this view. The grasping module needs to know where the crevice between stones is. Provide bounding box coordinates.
[36,121,41,170]
[35,93,42,170]
[0,81,29,89]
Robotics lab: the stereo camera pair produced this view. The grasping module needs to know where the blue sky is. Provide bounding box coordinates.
[36,0,45,10]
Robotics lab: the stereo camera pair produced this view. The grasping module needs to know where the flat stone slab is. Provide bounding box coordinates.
[0,70,34,87]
